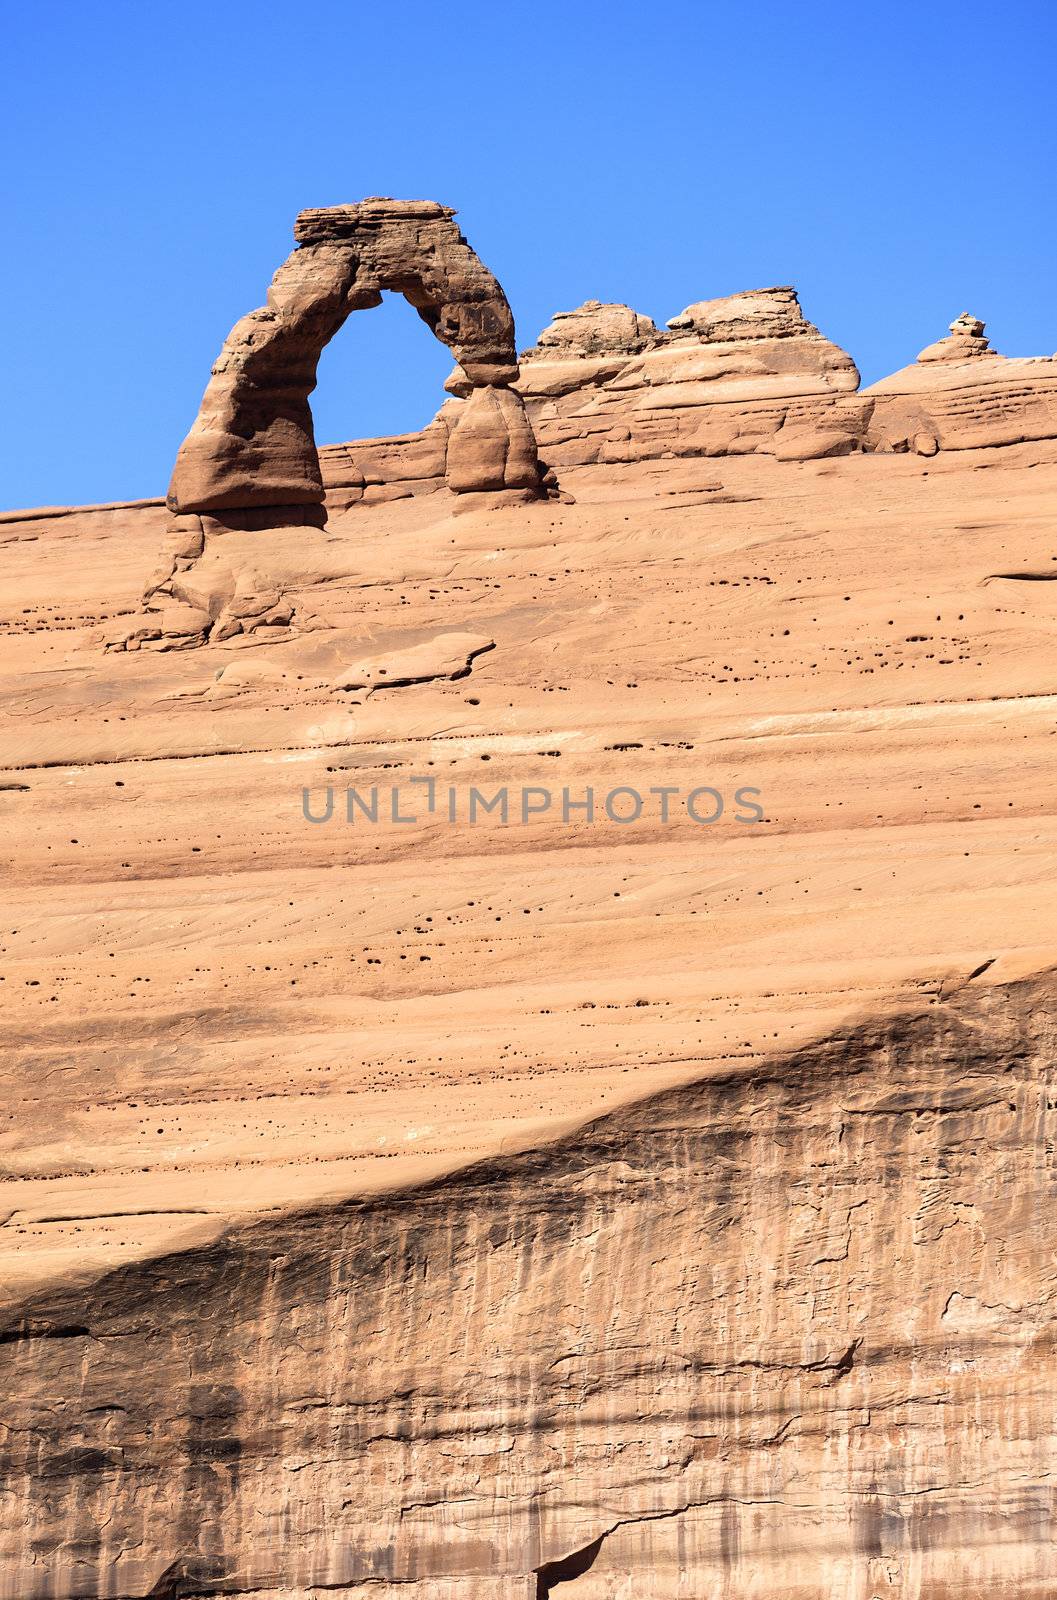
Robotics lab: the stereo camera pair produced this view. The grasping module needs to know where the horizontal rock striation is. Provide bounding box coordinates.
[318,409,457,509]
[866,316,1057,454]
[7,242,1057,1599]
[507,297,1057,475]
[1,975,1055,1598]
[277,298,1057,505]
[516,287,868,468]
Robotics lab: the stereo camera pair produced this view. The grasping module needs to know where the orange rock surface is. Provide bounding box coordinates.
[2,279,1057,1596]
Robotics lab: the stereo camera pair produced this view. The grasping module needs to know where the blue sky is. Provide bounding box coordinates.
[3,0,1055,509]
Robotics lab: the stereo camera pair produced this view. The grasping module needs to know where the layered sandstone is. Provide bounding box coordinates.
[244,293,1057,513]
[516,286,868,467]
[916,311,996,363]
[865,314,1057,454]
[4,268,1057,1596]
[2,976,1054,1598]
[513,296,1057,474]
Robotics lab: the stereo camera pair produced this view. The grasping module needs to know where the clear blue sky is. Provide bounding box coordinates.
[3,0,1055,509]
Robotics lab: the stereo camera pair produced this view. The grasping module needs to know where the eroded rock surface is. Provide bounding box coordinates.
[531,299,666,358]
[168,198,540,516]
[509,293,1057,473]
[516,285,866,467]
[866,314,1057,454]
[4,278,1057,1597]
[1,977,1055,1598]
[916,310,997,364]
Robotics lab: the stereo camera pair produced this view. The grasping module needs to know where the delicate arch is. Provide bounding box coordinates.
[167,198,539,516]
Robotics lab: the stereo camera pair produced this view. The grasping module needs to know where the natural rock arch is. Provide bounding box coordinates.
[167,198,540,518]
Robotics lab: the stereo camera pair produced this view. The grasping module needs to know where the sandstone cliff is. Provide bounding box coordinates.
[1,976,1054,1598]
[513,295,1057,472]
[316,295,1057,507]
[517,286,867,468]
[3,240,1057,1596]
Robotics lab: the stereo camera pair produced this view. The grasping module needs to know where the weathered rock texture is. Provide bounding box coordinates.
[916,311,996,364]
[298,299,1057,505]
[168,199,540,515]
[865,315,1057,454]
[516,286,868,468]
[5,274,1057,1597]
[507,294,1057,474]
[2,974,1055,1598]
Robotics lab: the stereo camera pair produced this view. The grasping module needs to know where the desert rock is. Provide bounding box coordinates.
[4,267,1057,1596]
[168,198,541,517]
[517,285,864,468]
[527,299,666,358]
[666,283,829,342]
[916,310,996,363]
[1,977,1055,1597]
[867,312,1057,452]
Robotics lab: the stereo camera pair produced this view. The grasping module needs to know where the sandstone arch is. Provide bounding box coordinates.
[167,198,540,517]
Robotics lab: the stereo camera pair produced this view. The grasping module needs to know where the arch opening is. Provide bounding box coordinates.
[311,291,456,449]
[167,197,541,521]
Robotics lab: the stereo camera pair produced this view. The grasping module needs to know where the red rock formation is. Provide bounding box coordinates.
[866,314,1057,454]
[509,294,1057,473]
[168,199,540,517]
[302,297,1057,506]
[916,311,997,364]
[8,255,1057,1597]
[281,293,1057,507]
[513,286,868,468]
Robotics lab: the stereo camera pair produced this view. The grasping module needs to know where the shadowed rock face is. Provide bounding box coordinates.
[1,975,1054,1599]
[167,198,540,516]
